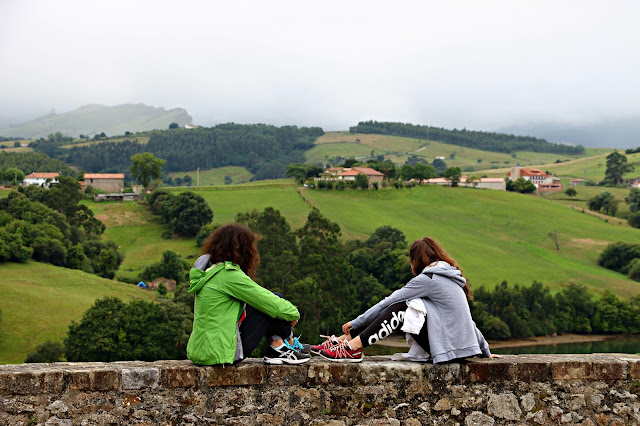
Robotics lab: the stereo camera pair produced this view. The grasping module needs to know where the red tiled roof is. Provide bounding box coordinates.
[24,172,60,179]
[84,173,125,179]
[352,167,384,176]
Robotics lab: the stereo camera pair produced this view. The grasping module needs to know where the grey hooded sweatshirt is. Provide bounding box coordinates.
[350,261,491,364]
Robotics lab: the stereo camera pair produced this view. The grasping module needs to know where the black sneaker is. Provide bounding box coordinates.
[264,345,311,365]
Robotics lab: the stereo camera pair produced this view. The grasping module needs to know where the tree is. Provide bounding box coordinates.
[65,297,192,362]
[506,177,536,194]
[625,188,640,213]
[130,152,166,190]
[564,188,577,197]
[25,341,65,363]
[413,163,436,181]
[603,151,634,185]
[4,168,24,185]
[598,242,640,274]
[285,163,306,184]
[355,173,369,189]
[139,250,189,284]
[444,167,462,187]
[588,191,618,216]
[629,212,640,229]
[169,122,179,129]
[432,158,448,173]
[161,192,213,236]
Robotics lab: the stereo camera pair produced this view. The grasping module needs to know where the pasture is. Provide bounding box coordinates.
[0,261,153,364]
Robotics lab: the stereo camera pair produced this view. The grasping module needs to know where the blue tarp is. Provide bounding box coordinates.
[137,281,146,289]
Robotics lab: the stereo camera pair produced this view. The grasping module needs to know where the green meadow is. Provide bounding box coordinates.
[0,261,153,364]
[91,183,639,300]
[168,166,253,186]
[308,132,603,173]
[301,186,639,297]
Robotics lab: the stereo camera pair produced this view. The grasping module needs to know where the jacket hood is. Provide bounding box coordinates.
[422,261,466,288]
[189,254,215,294]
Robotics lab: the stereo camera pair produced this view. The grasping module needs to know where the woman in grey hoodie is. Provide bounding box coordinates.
[316,236,500,363]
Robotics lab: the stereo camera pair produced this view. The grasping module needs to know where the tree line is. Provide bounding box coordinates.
[0,151,74,181]
[30,124,324,180]
[472,281,640,339]
[350,120,585,155]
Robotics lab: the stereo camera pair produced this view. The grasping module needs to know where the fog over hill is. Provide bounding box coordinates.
[500,117,640,149]
[0,104,192,139]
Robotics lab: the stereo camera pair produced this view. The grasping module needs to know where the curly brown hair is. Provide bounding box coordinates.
[201,223,261,278]
[409,236,471,300]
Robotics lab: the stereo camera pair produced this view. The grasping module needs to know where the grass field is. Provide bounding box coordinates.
[310,132,604,174]
[60,135,151,148]
[300,186,639,298]
[169,166,253,186]
[88,201,200,283]
[0,261,154,364]
[478,151,639,183]
[91,184,640,299]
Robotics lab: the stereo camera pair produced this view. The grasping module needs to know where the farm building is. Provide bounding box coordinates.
[319,167,384,185]
[81,173,125,193]
[23,172,60,188]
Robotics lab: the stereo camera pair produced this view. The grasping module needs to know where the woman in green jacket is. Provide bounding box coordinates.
[186,223,310,365]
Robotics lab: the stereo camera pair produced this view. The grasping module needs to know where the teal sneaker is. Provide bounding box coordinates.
[285,335,311,354]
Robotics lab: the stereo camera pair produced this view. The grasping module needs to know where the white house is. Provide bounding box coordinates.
[23,172,60,188]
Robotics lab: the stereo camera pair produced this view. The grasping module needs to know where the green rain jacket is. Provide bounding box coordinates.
[186,256,300,365]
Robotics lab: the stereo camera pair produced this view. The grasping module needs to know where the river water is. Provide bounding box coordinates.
[492,334,640,355]
[366,334,640,356]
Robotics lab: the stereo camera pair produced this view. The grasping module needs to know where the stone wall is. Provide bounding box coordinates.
[2,354,640,425]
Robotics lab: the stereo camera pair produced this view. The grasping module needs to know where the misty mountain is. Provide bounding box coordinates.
[0,104,192,139]
[500,117,640,149]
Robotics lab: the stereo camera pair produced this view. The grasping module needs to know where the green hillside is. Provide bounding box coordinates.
[308,132,601,172]
[300,186,639,297]
[0,262,154,364]
[0,104,192,139]
[95,183,638,298]
[168,166,253,186]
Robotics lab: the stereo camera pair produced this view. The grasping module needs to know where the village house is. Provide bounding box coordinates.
[320,167,384,185]
[508,167,563,192]
[23,172,60,188]
[80,173,125,193]
[413,176,506,191]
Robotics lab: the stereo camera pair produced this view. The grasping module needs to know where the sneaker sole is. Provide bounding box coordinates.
[318,353,363,363]
[263,357,310,365]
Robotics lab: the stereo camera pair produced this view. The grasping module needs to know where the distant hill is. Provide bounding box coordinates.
[500,117,640,149]
[0,104,193,139]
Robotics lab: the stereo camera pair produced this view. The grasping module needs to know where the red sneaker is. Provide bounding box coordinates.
[310,335,340,355]
[319,342,363,363]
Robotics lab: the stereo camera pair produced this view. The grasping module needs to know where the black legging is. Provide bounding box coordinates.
[350,302,430,351]
[238,292,292,358]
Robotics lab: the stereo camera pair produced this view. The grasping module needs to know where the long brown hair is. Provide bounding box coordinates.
[201,223,261,278]
[409,236,471,300]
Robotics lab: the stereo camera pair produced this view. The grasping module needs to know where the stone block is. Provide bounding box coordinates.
[593,361,627,382]
[266,364,307,386]
[121,368,160,390]
[67,369,119,391]
[468,361,515,383]
[628,360,640,379]
[516,361,552,382]
[160,365,197,388]
[307,363,357,385]
[205,363,264,387]
[552,361,592,380]
[0,371,65,395]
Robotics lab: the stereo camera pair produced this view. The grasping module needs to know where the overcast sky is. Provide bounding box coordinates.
[1,0,639,131]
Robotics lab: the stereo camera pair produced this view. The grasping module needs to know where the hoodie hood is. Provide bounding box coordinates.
[188,254,217,294]
[422,261,466,288]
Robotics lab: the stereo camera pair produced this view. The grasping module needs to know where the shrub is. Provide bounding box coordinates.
[25,341,65,363]
[598,242,640,274]
[628,258,640,281]
[629,212,640,229]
